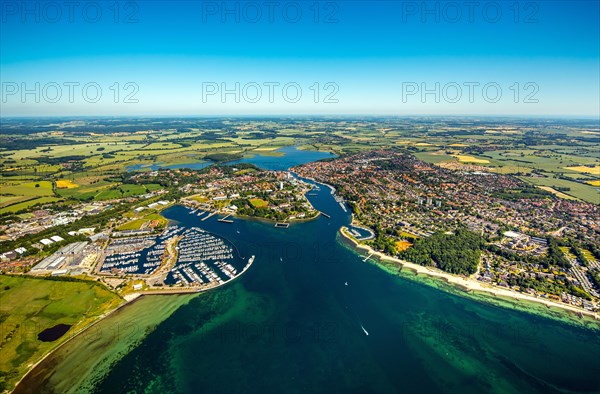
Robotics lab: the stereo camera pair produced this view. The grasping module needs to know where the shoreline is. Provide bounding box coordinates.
[181,177,321,225]
[12,254,256,393]
[12,293,199,394]
[232,210,320,225]
[11,292,132,392]
[338,226,600,324]
[12,293,191,392]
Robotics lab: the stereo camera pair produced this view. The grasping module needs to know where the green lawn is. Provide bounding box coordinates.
[249,198,269,208]
[116,219,147,230]
[144,183,164,191]
[94,189,123,200]
[120,184,147,197]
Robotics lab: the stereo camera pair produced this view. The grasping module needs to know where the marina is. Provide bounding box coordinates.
[349,228,362,238]
[334,195,348,212]
[164,227,245,287]
[98,221,247,285]
[99,226,186,275]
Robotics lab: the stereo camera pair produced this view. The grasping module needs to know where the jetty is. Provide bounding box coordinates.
[201,212,216,221]
[218,214,234,224]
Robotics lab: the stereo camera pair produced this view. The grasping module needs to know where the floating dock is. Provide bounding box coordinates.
[275,222,290,228]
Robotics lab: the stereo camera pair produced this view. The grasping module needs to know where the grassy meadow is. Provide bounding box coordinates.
[0,275,123,391]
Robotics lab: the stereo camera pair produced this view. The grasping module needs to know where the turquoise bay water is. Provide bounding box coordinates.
[91,175,600,393]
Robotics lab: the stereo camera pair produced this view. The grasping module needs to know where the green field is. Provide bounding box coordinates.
[144,183,163,191]
[119,184,147,197]
[412,144,599,203]
[117,211,168,230]
[249,198,269,208]
[1,181,53,197]
[0,195,35,208]
[116,218,148,230]
[521,176,599,203]
[414,151,457,164]
[0,181,58,213]
[0,197,62,214]
[0,275,122,391]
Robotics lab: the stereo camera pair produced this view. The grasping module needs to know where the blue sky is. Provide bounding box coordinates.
[1,1,599,116]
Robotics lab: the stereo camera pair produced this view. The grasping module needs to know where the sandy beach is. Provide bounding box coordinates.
[339,226,600,322]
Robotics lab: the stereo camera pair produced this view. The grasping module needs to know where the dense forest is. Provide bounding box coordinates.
[398,229,483,275]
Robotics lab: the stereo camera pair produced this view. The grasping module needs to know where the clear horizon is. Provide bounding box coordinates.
[1,114,600,120]
[1,1,599,116]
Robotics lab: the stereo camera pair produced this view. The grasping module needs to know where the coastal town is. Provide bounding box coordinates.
[295,150,600,312]
[2,151,599,313]
[165,164,319,222]
[0,164,317,294]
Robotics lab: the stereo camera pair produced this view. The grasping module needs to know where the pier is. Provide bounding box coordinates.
[218,214,234,224]
[320,211,331,219]
[201,212,216,221]
[363,253,373,262]
[275,222,290,228]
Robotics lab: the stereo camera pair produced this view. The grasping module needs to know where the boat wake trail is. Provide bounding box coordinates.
[360,324,369,336]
